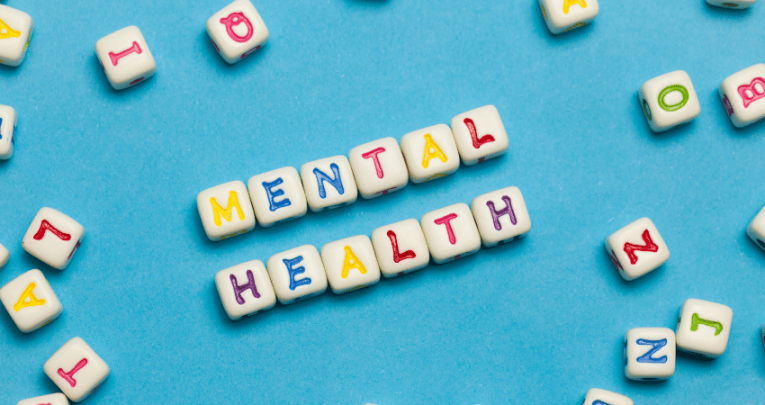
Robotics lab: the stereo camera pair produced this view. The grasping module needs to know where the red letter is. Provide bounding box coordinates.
[109,41,142,66]
[33,220,71,241]
[58,358,88,387]
[623,230,659,265]
[434,213,458,245]
[361,147,386,179]
[463,118,495,149]
[386,230,416,263]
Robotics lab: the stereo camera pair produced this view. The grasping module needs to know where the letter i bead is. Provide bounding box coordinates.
[95,26,156,90]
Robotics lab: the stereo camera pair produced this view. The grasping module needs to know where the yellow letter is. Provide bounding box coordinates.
[0,18,21,40]
[341,246,368,279]
[13,283,46,312]
[210,191,245,227]
[563,0,587,14]
[421,134,448,169]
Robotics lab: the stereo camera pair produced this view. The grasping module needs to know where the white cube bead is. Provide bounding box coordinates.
[215,260,276,320]
[747,204,765,251]
[266,245,328,305]
[762,324,765,348]
[471,186,531,247]
[371,218,430,278]
[197,180,256,241]
[349,137,409,199]
[400,124,460,184]
[207,0,269,64]
[95,26,156,90]
[421,203,481,264]
[605,217,669,281]
[639,70,701,133]
[44,337,110,402]
[300,155,358,212]
[0,269,62,333]
[17,393,70,405]
[584,389,633,405]
[0,242,8,268]
[676,299,732,358]
[720,63,765,128]
[539,0,598,34]
[0,104,17,160]
[321,235,381,294]
[707,0,755,8]
[248,167,307,227]
[22,207,85,270]
[0,5,32,67]
[450,105,510,166]
[624,327,676,381]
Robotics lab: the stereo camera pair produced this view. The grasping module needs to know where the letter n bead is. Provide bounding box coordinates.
[720,63,765,128]
[450,105,509,166]
[22,207,85,270]
[675,299,733,358]
[471,186,531,247]
[197,180,256,241]
[207,0,269,64]
[638,70,701,133]
[624,328,676,381]
[300,156,358,212]
[95,26,156,90]
[605,217,669,281]
[44,337,110,402]
[215,260,276,320]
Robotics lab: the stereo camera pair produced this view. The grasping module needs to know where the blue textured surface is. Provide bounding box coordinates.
[2,0,765,403]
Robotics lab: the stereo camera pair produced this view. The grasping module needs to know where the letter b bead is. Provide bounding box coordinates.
[639,70,701,133]
[720,63,765,128]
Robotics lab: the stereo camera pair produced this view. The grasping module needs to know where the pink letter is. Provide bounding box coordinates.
[361,147,386,179]
[434,213,458,245]
[463,118,495,149]
[109,41,142,66]
[58,358,88,387]
[220,12,253,43]
[738,77,765,108]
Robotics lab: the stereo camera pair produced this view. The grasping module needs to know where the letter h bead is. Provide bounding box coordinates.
[95,26,156,90]
[471,186,531,247]
[215,260,276,320]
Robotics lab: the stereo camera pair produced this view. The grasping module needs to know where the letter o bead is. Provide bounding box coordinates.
[638,70,701,133]
[624,327,676,381]
[720,63,765,128]
[207,0,269,64]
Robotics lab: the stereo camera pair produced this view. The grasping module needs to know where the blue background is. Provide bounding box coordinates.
[1,0,765,403]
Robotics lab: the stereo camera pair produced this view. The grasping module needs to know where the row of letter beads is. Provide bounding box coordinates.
[215,186,531,319]
[198,105,509,241]
[0,4,32,67]
[0,104,17,160]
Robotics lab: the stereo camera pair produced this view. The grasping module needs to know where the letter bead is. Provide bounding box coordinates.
[300,156,358,212]
[22,207,85,270]
[400,124,460,184]
[349,137,409,199]
[624,327,676,381]
[0,269,63,333]
[215,260,276,320]
[421,203,481,264]
[450,105,509,166]
[248,167,308,227]
[605,217,669,281]
[43,337,110,402]
[747,204,765,251]
[675,299,732,358]
[266,245,328,305]
[720,63,765,128]
[371,219,430,278]
[471,186,531,247]
[17,393,70,405]
[707,0,756,9]
[639,70,701,133]
[583,389,633,405]
[197,180,256,241]
[539,0,598,35]
[0,4,32,67]
[0,242,8,268]
[321,235,381,294]
[95,26,156,90]
[0,104,17,160]
[207,0,269,64]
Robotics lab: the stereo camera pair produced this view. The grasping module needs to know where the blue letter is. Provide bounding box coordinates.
[262,178,291,212]
[313,163,344,199]
[635,338,668,364]
[283,256,312,291]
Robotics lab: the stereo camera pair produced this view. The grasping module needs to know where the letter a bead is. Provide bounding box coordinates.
[720,63,765,128]
[624,328,676,381]
[0,104,17,160]
[583,389,633,405]
[197,180,256,241]
[215,260,276,319]
[44,337,110,402]
[605,217,669,281]
[321,235,381,294]
[207,0,269,64]
[707,0,755,8]
[400,124,460,184]
[639,71,701,133]
[450,105,509,166]
[471,186,531,247]
[0,4,33,66]
[17,393,70,405]
[539,0,598,35]
[0,269,62,333]
[22,207,85,270]
[421,203,481,264]
[95,26,156,90]
[675,299,733,358]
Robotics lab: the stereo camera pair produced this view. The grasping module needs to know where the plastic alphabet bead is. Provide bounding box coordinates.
[321,235,381,294]
[583,389,633,405]
[207,0,269,64]
[371,218,430,278]
[747,204,765,251]
[421,203,482,264]
[0,269,62,333]
[95,26,156,90]
[0,242,8,268]
[675,298,732,358]
[215,260,276,319]
[707,0,755,8]
[44,337,110,402]
[248,167,308,227]
[539,0,599,35]
[300,155,358,212]
[450,105,510,166]
[197,180,256,241]
[266,245,328,305]
[0,104,17,160]
[471,186,531,247]
[400,124,460,184]
[22,207,85,270]
[17,393,70,405]
[0,4,32,66]
[349,137,409,199]
[639,71,701,133]
[624,327,676,381]
[720,63,765,128]
[605,217,669,281]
